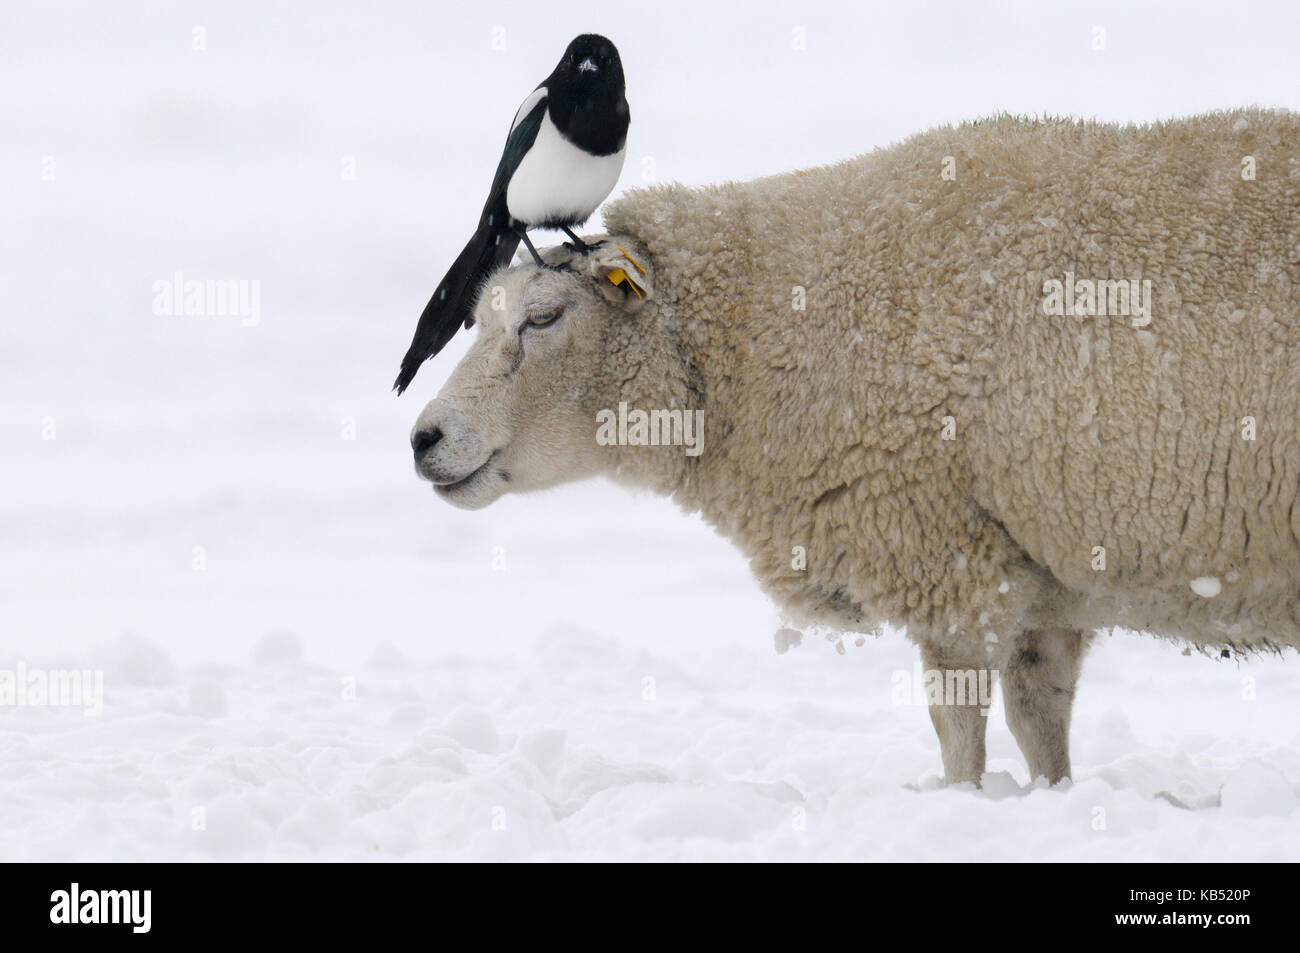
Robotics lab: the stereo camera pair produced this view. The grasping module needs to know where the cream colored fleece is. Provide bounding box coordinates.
[600,109,1300,659]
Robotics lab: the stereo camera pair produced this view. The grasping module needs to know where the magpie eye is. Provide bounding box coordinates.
[526,308,564,328]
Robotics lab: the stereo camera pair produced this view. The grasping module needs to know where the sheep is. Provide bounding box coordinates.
[409,109,1300,786]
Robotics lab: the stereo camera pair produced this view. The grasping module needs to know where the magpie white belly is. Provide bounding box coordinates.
[506,114,627,228]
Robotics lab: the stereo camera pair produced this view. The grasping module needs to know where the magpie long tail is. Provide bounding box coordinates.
[394,219,521,394]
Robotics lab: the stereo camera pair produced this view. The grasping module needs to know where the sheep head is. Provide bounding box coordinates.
[409,237,657,510]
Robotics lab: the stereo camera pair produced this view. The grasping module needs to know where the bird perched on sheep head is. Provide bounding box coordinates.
[394,33,630,395]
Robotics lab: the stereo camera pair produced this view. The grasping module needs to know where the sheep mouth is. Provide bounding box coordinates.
[431,452,506,503]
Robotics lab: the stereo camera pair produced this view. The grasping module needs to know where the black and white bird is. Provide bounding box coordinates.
[394,33,630,393]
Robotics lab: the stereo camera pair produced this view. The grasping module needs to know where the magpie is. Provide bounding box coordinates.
[394,33,630,394]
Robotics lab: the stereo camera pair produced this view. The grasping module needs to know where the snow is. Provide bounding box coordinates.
[3,0,1299,861]
[4,627,1299,860]
[1190,577,1223,598]
[1219,761,1298,818]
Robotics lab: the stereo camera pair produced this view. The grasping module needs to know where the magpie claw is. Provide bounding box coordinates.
[560,227,605,256]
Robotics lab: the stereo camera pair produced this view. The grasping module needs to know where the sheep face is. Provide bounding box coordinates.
[410,239,654,510]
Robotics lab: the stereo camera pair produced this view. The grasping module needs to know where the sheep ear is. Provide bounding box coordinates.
[590,240,653,309]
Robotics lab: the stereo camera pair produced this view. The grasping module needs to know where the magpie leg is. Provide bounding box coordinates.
[560,226,603,255]
[516,228,545,267]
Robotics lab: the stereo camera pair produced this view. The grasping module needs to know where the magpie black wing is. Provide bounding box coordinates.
[393,89,548,394]
[479,86,547,230]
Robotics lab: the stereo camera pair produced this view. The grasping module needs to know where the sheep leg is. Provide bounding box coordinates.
[919,642,992,786]
[1002,627,1086,784]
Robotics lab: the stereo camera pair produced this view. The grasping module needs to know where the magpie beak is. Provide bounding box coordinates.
[394,33,630,394]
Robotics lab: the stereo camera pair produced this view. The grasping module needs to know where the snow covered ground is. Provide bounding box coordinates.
[3,0,1299,861]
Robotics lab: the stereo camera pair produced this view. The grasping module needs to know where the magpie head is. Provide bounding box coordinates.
[557,34,623,92]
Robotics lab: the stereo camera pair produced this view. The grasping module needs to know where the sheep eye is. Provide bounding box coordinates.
[526,309,564,328]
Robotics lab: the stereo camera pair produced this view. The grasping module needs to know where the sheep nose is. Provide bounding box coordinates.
[411,426,443,458]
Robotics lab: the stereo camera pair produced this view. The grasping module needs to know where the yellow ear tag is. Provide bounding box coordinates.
[617,246,648,276]
[604,246,647,298]
[605,267,644,299]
